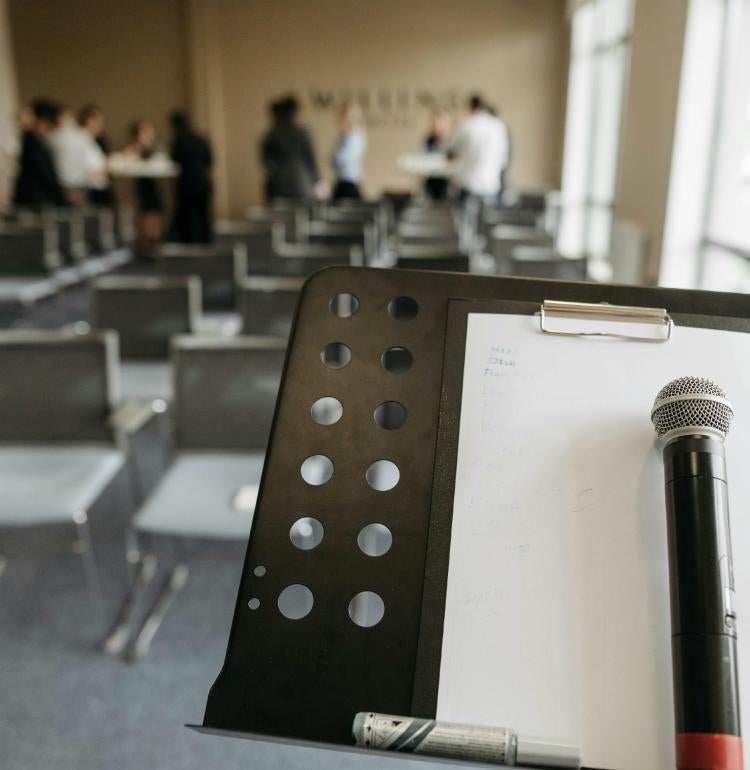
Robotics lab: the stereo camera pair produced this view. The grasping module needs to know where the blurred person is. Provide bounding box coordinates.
[78,104,112,206]
[422,107,452,201]
[12,99,65,209]
[331,100,367,202]
[48,106,89,204]
[125,119,164,251]
[169,111,213,244]
[260,95,320,203]
[448,93,509,205]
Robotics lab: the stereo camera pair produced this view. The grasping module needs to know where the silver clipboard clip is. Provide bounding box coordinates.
[539,300,673,342]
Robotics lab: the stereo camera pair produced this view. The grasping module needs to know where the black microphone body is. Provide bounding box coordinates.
[663,434,740,742]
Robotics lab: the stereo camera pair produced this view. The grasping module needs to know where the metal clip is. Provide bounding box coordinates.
[539,300,673,342]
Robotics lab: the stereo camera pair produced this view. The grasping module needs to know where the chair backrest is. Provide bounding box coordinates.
[82,207,116,254]
[0,223,61,274]
[489,224,554,271]
[53,210,87,262]
[239,276,303,337]
[214,220,275,275]
[303,221,376,263]
[482,207,540,232]
[155,243,247,309]
[510,245,588,281]
[271,238,355,276]
[0,328,117,443]
[395,242,469,272]
[400,205,458,226]
[172,335,286,450]
[91,275,201,359]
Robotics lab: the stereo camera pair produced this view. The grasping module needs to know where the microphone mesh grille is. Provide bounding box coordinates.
[651,376,733,437]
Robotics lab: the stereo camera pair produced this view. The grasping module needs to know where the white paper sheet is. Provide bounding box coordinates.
[437,313,750,770]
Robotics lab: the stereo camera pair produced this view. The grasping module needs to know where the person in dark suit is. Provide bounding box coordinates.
[13,99,66,209]
[260,95,320,203]
[422,107,452,201]
[169,111,213,244]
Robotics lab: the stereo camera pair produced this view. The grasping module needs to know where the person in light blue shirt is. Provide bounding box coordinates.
[332,101,367,202]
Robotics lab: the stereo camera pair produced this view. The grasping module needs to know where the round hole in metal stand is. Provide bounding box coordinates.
[311,397,343,426]
[388,296,419,321]
[348,591,385,627]
[301,455,334,486]
[330,293,360,318]
[247,598,260,610]
[357,524,392,557]
[321,342,352,369]
[290,517,324,550]
[381,347,412,374]
[278,584,314,620]
[253,565,266,577]
[365,460,400,491]
[373,401,407,430]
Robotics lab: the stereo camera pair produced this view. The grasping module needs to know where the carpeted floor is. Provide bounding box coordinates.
[0,275,441,770]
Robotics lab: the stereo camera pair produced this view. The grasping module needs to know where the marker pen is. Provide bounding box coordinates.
[353,712,580,768]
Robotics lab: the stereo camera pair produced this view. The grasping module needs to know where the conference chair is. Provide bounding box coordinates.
[300,220,377,264]
[481,206,540,232]
[245,202,308,241]
[102,334,286,660]
[272,235,359,276]
[488,224,554,274]
[239,275,303,337]
[90,275,202,403]
[0,221,61,275]
[399,203,461,227]
[509,245,588,281]
[52,209,87,263]
[214,219,276,275]
[91,275,201,360]
[82,207,116,255]
[155,242,247,310]
[316,201,390,255]
[0,328,146,596]
[395,242,470,272]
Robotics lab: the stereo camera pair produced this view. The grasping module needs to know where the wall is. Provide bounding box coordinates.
[188,0,569,214]
[0,0,18,205]
[614,0,689,284]
[8,0,188,150]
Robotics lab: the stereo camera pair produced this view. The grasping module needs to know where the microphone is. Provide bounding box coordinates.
[651,376,743,770]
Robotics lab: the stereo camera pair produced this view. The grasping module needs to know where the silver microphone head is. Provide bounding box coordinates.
[651,376,733,441]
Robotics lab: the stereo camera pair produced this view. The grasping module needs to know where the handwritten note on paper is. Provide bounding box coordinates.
[437,313,750,770]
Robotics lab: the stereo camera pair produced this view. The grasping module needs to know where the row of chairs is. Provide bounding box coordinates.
[0,326,284,659]
[91,273,301,358]
[0,206,130,309]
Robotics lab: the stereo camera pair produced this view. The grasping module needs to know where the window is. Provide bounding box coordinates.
[558,0,634,263]
[703,0,750,279]
[662,0,750,291]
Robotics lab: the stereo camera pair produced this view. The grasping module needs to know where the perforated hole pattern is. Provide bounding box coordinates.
[651,376,733,436]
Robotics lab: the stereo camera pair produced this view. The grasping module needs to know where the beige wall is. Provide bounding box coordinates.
[189,0,569,215]
[0,0,18,205]
[614,0,689,284]
[8,0,188,150]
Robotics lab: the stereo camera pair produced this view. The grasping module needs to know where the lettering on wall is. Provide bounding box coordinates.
[307,87,469,129]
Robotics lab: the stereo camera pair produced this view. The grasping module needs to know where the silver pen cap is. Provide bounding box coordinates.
[516,736,580,768]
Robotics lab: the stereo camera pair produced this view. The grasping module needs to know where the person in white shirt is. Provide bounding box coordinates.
[331,101,367,202]
[78,104,111,205]
[48,107,90,204]
[448,94,509,202]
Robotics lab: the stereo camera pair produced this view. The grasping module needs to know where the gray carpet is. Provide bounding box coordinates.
[0,420,444,770]
[0,278,443,770]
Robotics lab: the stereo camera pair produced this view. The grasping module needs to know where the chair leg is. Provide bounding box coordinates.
[101,552,157,656]
[125,564,189,663]
[73,510,102,601]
